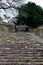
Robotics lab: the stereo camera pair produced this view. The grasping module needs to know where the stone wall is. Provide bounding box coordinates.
[0,24,8,32]
[0,24,8,36]
[29,26,43,38]
[38,26,43,38]
[0,24,16,33]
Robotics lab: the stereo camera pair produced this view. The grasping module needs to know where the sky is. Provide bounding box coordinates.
[0,0,43,23]
[25,0,43,8]
[1,0,43,8]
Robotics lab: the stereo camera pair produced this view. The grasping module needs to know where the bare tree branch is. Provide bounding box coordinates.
[0,0,24,22]
[0,2,18,9]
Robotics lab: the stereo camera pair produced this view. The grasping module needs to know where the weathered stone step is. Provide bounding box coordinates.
[0,58,42,62]
[0,62,43,65]
[0,32,43,65]
[0,47,43,50]
[0,43,43,48]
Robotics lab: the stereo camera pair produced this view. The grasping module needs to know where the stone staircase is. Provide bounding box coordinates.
[0,32,43,65]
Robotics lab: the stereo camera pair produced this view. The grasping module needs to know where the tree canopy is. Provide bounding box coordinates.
[16,2,43,28]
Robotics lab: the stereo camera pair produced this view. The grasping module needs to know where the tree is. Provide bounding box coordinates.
[16,2,43,28]
[15,14,26,25]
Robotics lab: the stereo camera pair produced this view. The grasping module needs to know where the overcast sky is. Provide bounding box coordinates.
[25,0,43,8]
[0,0,43,23]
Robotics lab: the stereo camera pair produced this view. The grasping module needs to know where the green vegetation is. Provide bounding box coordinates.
[16,2,43,28]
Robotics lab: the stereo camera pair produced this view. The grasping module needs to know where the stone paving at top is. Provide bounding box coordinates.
[0,32,43,65]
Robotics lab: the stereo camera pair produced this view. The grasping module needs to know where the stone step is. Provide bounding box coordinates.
[0,62,43,65]
[0,32,43,65]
